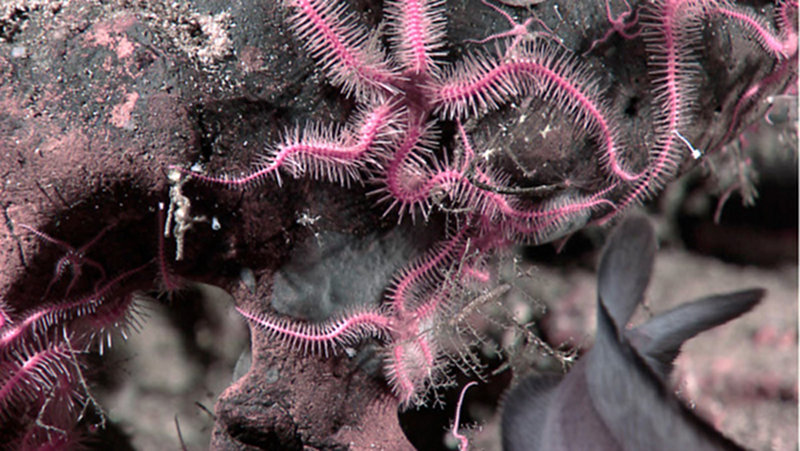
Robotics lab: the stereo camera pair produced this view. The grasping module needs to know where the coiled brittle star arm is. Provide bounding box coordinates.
[237,306,392,357]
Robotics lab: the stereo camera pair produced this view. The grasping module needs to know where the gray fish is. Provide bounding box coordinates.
[502,216,764,451]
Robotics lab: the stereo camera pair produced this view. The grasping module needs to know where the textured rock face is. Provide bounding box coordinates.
[0,0,795,448]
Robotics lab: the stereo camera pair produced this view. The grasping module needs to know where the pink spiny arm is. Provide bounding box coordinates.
[382,164,470,220]
[372,119,452,220]
[373,120,484,221]
[433,50,518,118]
[385,333,441,407]
[171,102,400,188]
[385,0,447,75]
[388,227,469,314]
[711,6,797,153]
[626,0,795,208]
[0,263,148,350]
[273,103,401,185]
[778,0,798,57]
[434,39,637,181]
[285,0,397,98]
[0,344,72,417]
[610,0,699,212]
[408,272,474,327]
[0,300,11,329]
[378,117,613,231]
[452,381,478,451]
[414,333,436,368]
[707,0,797,59]
[386,344,417,405]
[604,0,744,216]
[378,116,616,241]
[503,188,617,243]
[90,294,145,355]
[236,306,392,357]
[454,121,616,240]
[0,311,46,349]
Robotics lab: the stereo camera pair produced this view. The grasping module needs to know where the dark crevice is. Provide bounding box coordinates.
[227,421,303,450]
[624,96,640,117]
[678,173,798,266]
[399,354,509,451]
[0,7,28,43]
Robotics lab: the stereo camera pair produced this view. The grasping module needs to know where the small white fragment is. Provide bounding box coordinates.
[539,124,553,139]
[674,130,703,159]
[554,4,563,21]
[11,46,27,58]
[296,210,321,227]
[167,168,182,183]
[211,216,221,230]
[240,267,256,294]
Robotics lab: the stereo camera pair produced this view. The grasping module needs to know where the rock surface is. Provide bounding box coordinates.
[0,0,795,448]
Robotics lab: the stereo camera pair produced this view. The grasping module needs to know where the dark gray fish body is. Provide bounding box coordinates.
[502,216,763,451]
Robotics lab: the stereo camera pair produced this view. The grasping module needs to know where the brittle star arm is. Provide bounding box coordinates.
[584,0,642,55]
[466,0,562,56]
[18,224,110,299]
[236,306,393,358]
[283,0,398,98]
[374,119,615,240]
[452,381,478,451]
[0,343,74,418]
[706,0,797,59]
[170,101,400,188]
[432,38,638,182]
[0,264,148,350]
[387,227,470,315]
[612,0,798,215]
[385,0,447,76]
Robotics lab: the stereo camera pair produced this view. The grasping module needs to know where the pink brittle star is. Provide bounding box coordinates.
[466,0,563,57]
[19,224,111,300]
[168,0,796,245]
[171,0,797,407]
[173,0,635,240]
[584,0,642,55]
